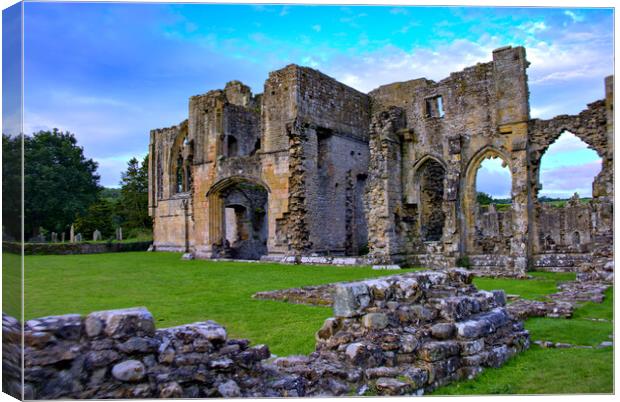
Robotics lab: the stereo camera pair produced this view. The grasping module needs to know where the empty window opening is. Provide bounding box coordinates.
[539,131,602,201]
[176,155,184,193]
[316,128,332,170]
[227,135,238,157]
[572,231,581,246]
[425,95,445,118]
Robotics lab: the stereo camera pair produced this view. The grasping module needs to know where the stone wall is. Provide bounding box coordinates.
[6,269,529,398]
[3,241,153,256]
[148,46,613,277]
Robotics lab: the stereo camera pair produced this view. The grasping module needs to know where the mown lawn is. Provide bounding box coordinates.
[15,252,398,356]
[3,252,613,394]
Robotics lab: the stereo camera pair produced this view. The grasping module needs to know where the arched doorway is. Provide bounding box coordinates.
[207,177,269,260]
[463,148,513,254]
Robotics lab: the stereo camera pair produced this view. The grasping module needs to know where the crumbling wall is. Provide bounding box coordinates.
[528,78,614,269]
[12,269,529,398]
[366,46,530,273]
[148,121,193,252]
[473,204,512,254]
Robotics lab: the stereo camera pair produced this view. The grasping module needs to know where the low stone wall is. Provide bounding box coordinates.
[531,253,593,272]
[280,269,530,395]
[2,241,152,255]
[6,269,530,398]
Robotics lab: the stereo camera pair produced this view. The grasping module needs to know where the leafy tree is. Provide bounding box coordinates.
[23,129,101,237]
[118,155,152,235]
[2,134,23,240]
[476,192,493,205]
[74,198,117,239]
[100,187,121,202]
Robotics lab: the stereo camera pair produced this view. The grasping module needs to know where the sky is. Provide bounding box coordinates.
[2,2,614,195]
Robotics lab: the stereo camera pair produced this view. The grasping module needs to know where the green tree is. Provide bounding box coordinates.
[74,198,117,239]
[2,134,23,240]
[476,192,494,205]
[23,129,101,237]
[118,155,152,236]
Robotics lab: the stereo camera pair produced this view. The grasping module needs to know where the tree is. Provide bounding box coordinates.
[23,129,101,237]
[476,192,493,205]
[118,155,152,235]
[2,134,22,240]
[74,198,117,239]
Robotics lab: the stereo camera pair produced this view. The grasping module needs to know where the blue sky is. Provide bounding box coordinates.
[3,3,614,195]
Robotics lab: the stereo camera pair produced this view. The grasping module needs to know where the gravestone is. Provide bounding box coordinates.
[51,232,58,243]
[116,227,123,241]
[61,232,65,243]
[70,225,75,243]
[75,233,82,242]
[93,230,102,241]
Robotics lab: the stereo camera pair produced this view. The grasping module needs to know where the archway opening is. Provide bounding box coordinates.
[539,131,602,201]
[415,158,446,242]
[214,180,268,260]
[536,131,601,253]
[471,155,512,254]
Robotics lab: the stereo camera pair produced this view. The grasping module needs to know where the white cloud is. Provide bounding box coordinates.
[323,39,500,93]
[564,10,585,23]
[312,24,321,32]
[519,21,547,35]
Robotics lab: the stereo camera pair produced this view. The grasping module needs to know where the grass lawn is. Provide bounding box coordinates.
[3,251,613,394]
[16,252,400,356]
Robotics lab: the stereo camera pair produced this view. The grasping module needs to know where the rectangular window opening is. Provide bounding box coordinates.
[425,95,445,118]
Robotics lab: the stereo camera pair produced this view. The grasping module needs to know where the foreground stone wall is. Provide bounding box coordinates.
[8,269,530,398]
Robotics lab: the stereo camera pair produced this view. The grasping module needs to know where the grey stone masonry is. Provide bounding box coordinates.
[5,269,530,398]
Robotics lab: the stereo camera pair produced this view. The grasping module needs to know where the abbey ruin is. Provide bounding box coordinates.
[148,46,614,275]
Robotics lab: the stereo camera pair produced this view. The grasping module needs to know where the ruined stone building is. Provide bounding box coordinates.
[148,46,613,275]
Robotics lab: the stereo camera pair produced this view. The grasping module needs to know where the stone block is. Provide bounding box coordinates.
[455,317,492,339]
[430,323,455,340]
[85,308,155,339]
[375,377,410,396]
[362,313,388,329]
[111,360,146,382]
[417,341,459,362]
[332,283,371,318]
[459,339,485,356]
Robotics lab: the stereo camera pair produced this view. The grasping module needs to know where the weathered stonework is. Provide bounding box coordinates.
[148,46,613,277]
[7,269,532,398]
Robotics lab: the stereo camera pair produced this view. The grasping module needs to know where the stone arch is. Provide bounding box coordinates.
[462,146,513,253]
[411,155,447,242]
[206,176,270,260]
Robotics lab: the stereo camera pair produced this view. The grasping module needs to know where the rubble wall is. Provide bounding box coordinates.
[8,269,529,398]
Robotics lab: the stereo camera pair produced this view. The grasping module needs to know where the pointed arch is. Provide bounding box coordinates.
[462,146,513,253]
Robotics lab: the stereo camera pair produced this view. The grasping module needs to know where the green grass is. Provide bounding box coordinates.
[8,252,613,394]
[20,252,397,356]
[433,346,612,395]
[2,252,22,318]
[473,271,576,301]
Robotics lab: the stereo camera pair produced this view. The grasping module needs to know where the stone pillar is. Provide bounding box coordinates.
[366,107,406,264]
[285,117,312,257]
[510,145,530,273]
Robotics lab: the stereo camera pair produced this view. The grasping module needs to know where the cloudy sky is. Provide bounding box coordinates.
[3,3,613,196]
